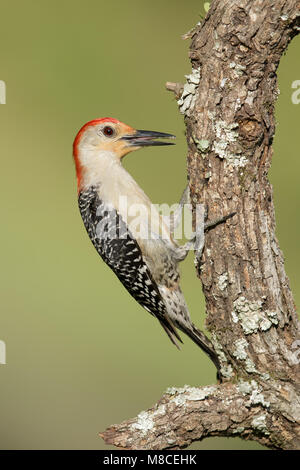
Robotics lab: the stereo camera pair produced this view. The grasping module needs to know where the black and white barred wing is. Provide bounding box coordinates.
[78,188,182,346]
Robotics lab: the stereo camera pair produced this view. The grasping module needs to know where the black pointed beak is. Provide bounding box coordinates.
[121,129,176,147]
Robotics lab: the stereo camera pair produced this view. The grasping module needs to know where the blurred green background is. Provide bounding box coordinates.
[0,0,299,450]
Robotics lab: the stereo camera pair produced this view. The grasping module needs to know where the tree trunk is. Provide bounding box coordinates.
[100,0,300,450]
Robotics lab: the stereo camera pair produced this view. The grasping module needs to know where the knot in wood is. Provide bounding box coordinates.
[238,118,263,142]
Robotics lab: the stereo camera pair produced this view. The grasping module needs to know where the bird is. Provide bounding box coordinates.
[73,117,220,371]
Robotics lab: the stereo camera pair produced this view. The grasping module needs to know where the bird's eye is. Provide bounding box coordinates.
[103,126,115,137]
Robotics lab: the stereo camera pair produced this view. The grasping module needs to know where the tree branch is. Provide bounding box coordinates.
[100,0,300,450]
[100,381,300,450]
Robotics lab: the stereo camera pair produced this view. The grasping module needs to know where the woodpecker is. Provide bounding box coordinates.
[73,117,221,371]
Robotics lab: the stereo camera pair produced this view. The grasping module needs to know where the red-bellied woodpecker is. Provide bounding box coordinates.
[73,117,223,371]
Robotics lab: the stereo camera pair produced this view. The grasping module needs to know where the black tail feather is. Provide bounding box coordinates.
[180,323,221,371]
[159,318,183,350]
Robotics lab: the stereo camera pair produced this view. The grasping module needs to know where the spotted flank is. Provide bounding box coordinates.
[78,187,182,346]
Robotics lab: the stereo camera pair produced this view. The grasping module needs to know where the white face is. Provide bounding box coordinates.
[75,120,138,160]
[73,118,175,190]
[74,119,175,164]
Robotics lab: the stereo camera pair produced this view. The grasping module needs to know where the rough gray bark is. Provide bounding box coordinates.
[100,0,300,450]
